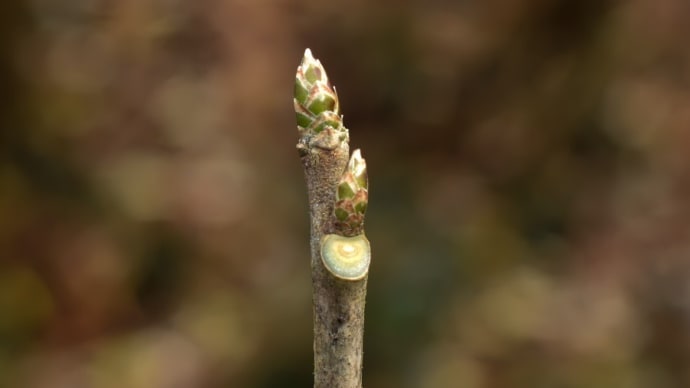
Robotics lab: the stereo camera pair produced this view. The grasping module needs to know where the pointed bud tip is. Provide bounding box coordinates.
[347,149,367,190]
[349,149,367,173]
[302,48,321,68]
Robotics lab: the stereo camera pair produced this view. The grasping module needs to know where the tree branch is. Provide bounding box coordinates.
[294,49,370,388]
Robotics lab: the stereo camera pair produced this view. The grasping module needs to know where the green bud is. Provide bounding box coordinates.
[334,149,368,236]
[294,49,348,149]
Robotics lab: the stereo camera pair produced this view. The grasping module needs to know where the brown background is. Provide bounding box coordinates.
[2,0,690,387]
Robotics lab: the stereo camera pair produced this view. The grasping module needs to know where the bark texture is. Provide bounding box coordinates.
[300,141,368,388]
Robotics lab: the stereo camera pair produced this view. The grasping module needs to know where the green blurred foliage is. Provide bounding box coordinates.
[2,0,690,387]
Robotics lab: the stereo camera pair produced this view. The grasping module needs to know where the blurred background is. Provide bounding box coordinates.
[2,0,690,387]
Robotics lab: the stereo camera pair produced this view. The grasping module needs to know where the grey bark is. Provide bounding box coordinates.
[299,140,368,388]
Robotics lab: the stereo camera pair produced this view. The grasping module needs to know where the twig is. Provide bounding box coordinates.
[294,49,370,388]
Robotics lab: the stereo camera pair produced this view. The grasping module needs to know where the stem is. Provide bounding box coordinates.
[304,143,368,388]
[295,49,368,388]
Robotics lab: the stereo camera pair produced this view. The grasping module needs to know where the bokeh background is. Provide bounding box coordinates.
[2,0,690,387]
